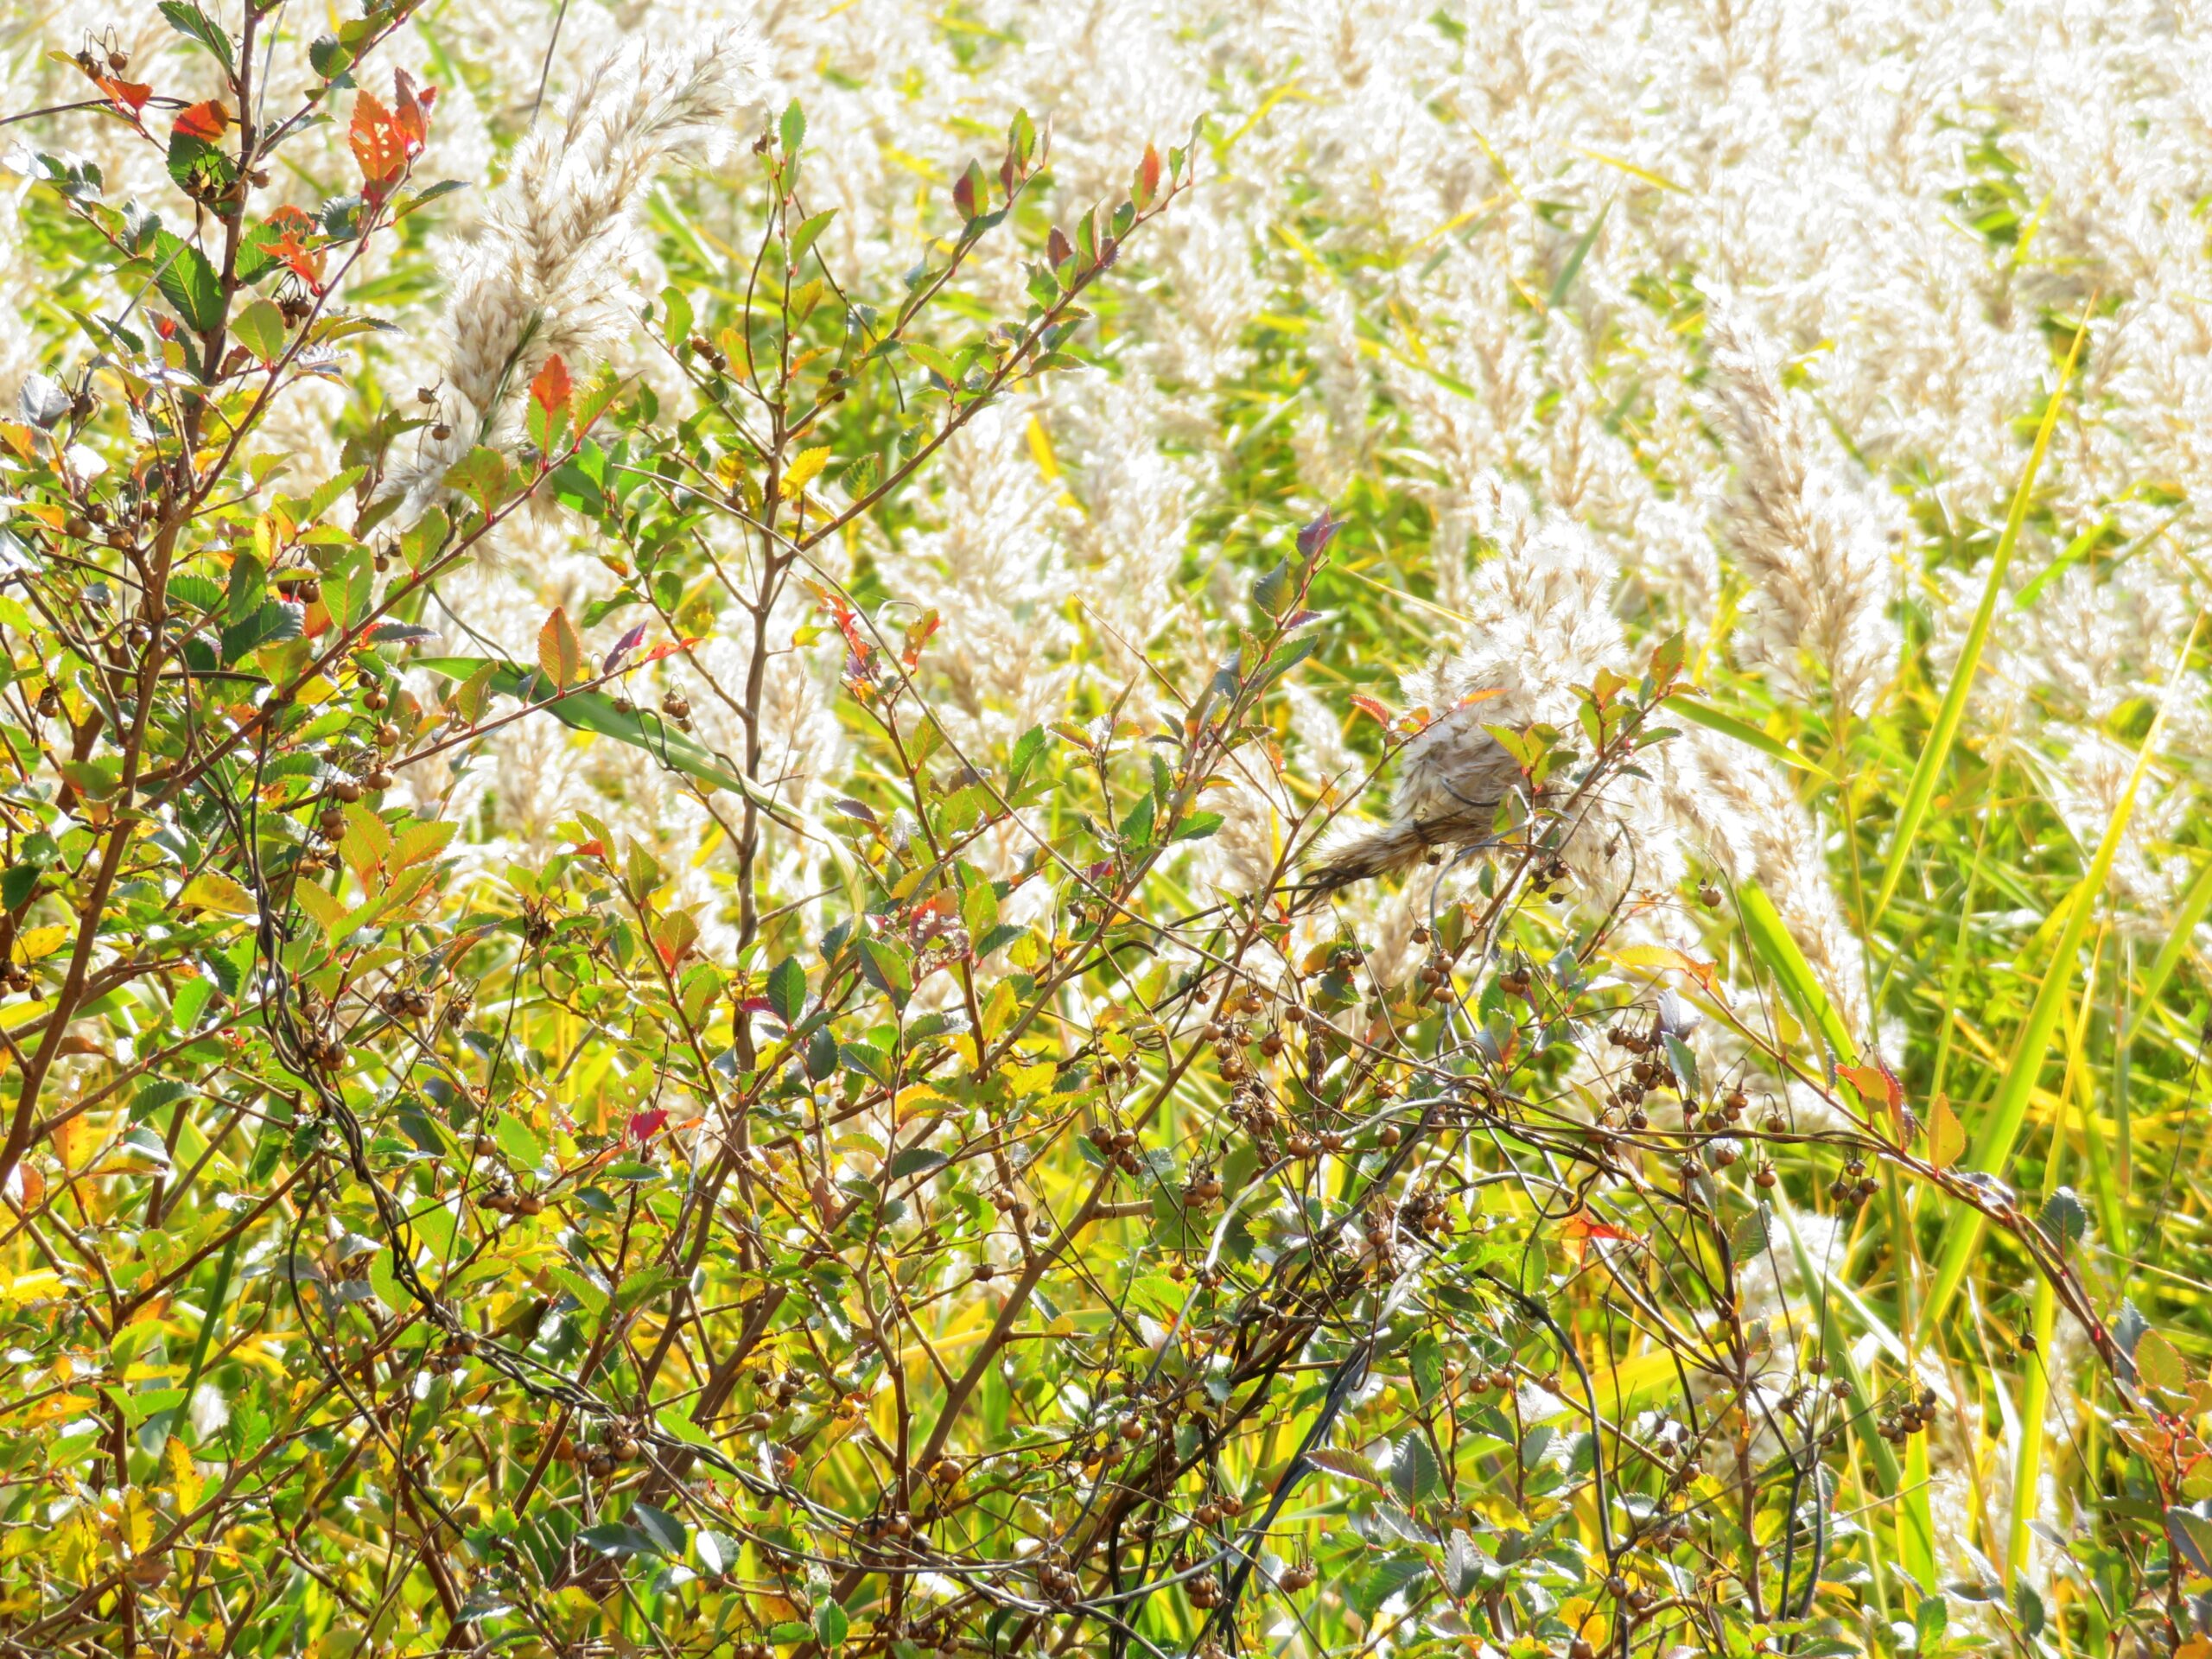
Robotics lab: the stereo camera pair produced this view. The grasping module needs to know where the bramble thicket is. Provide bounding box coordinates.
[3,5,2212,1659]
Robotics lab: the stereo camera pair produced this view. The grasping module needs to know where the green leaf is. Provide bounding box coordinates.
[614,1265,681,1314]
[1921,614,2198,1333]
[2170,1508,2212,1578]
[150,232,223,336]
[221,601,302,664]
[159,1,234,67]
[1729,1204,1771,1262]
[788,210,836,267]
[1391,1430,1440,1505]
[780,100,807,157]
[659,286,693,347]
[226,552,265,625]
[766,956,806,1026]
[231,298,287,364]
[444,448,514,515]
[1669,696,1831,780]
[859,939,912,1000]
[629,1502,686,1557]
[1118,791,1156,848]
[413,658,779,811]
[550,1266,609,1317]
[1124,1274,1185,1324]
[1872,316,2089,924]
[1547,196,1610,308]
[0,863,42,911]
[1009,726,1047,788]
[814,1600,848,1649]
[1410,1333,1443,1402]
[1305,1446,1384,1489]
[577,1523,653,1559]
[2038,1187,2088,1249]
[904,340,956,384]
[2137,1330,2190,1396]
[493,1115,543,1171]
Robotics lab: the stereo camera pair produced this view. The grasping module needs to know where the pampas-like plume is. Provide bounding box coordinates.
[1312,481,1628,887]
[382,31,761,524]
[1703,311,1903,717]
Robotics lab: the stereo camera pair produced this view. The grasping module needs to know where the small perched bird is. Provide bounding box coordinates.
[1306,486,1629,891]
[1306,700,1528,887]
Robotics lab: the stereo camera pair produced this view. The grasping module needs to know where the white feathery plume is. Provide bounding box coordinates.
[1702,308,1904,717]
[1656,728,1873,1042]
[381,31,762,525]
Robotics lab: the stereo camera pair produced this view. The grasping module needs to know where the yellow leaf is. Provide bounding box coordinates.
[184,872,259,916]
[1003,1060,1056,1097]
[2,1269,60,1303]
[1026,414,1059,480]
[778,446,832,499]
[15,923,73,959]
[1611,942,1718,995]
[340,803,392,879]
[123,1488,157,1552]
[1927,1092,1965,1171]
[292,880,345,936]
[979,980,1020,1041]
[894,1084,947,1117]
[165,1434,201,1514]
[391,820,456,870]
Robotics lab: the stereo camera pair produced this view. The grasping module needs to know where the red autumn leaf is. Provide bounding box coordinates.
[820,593,871,663]
[1349,694,1395,727]
[391,68,434,153]
[569,839,607,860]
[530,353,572,417]
[628,1108,670,1144]
[349,91,408,195]
[1560,1211,1641,1263]
[637,638,704,667]
[951,160,982,221]
[171,99,230,141]
[94,74,151,115]
[899,609,942,668]
[259,207,327,294]
[1135,143,1162,204]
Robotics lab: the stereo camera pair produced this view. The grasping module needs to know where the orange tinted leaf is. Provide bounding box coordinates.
[1560,1211,1641,1263]
[1349,694,1395,727]
[1837,1060,1904,1114]
[391,68,434,151]
[96,75,151,114]
[1135,143,1162,206]
[349,91,406,193]
[537,607,582,690]
[171,99,230,141]
[637,638,704,666]
[530,353,572,417]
